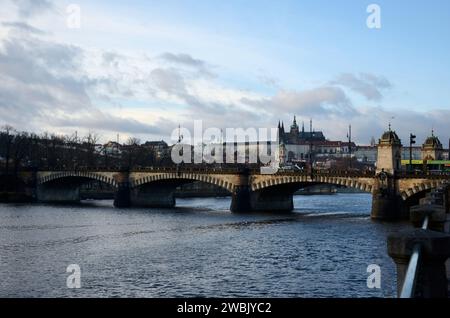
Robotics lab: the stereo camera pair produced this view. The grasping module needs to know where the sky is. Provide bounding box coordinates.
[0,0,450,145]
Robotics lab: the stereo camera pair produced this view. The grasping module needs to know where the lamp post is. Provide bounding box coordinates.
[309,119,313,173]
[348,125,352,169]
[409,133,416,172]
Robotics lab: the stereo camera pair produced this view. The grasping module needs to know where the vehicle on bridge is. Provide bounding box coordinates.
[401,160,450,172]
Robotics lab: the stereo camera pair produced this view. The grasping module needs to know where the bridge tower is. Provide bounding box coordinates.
[372,128,404,219]
[421,130,444,161]
[376,128,402,174]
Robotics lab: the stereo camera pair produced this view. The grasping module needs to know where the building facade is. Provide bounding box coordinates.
[278,116,355,164]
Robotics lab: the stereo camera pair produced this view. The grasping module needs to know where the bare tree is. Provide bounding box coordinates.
[123,137,143,168]
[1,125,15,174]
[83,131,100,168]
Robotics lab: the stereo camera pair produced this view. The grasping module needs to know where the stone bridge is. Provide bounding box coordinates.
[32,168,450,220]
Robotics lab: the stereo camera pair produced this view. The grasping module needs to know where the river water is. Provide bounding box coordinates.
[0,194,405,298]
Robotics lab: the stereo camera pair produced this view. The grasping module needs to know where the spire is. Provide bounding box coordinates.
[431,128,434,137]
[281,121,284,131]
[302,121,304,133]
[293,115,297,126]
[388,116,395,131]
[278,120,281,129]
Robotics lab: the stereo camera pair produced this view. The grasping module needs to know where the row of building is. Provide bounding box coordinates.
[277,116,449,167]
[94,116,448,170]
[278,116,356,163]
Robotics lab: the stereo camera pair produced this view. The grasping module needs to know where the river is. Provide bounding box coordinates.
[0,193,406,297]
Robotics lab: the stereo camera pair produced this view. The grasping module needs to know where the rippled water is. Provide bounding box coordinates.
[0,194,406,298]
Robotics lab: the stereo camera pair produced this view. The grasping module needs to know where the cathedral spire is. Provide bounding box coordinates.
[293,115,297,126]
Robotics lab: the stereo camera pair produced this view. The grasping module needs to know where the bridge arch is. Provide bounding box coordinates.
[37,171,118,188]
[130,172,236,193]
[400,179,449,201]
[251,175,374,193]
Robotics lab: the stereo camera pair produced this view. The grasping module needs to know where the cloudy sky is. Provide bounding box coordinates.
[0,0,450,145]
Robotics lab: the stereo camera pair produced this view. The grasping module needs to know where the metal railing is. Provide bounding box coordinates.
[399,215,429,298]
[396,170,450,179]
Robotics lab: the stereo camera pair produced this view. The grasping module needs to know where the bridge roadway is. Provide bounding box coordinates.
[19,167,450,220]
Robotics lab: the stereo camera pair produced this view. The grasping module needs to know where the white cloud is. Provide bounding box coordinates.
[331,73,392,101]
[241,86,355,117]
[0,0,448,147]
[12,0,53,18]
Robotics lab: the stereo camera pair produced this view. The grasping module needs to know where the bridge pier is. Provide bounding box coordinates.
[231,181,296,213]
[231,188,294,213]
[129,183,176,208]
[230,185,252,212]
[371,191,404,220]
[113,175,131,208]
[36,183,80,203]
[249,186,294,212]
[370,172,408,220]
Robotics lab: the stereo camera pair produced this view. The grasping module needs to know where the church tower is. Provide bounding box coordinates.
[278,120,286,144]
[290,115,299,134]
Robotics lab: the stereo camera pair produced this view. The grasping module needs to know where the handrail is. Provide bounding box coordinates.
[399,215,429,298]
[400,243,422,298]
[421,215,429,230]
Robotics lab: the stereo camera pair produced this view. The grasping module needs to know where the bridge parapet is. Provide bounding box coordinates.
[395,171,450,179]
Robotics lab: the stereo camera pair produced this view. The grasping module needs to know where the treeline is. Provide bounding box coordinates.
[0,126,174,175]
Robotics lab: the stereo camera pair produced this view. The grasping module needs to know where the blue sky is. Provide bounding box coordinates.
[96,0,450,97]
[0,0,449,144]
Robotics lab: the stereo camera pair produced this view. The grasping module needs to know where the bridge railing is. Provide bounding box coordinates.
[33,165,243,173]
[399,216,429,298]
[132,165,254,174]
[275,169,375,177]
[31,166,381,177]
[388,187,450,298]
[314,169,375,177]
[32,166,123,172]
[395,170,450,179]
[31,166,450,178]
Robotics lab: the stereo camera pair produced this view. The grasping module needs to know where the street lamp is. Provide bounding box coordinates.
[347,125,352,169]
[309,119,313,173]
[409,133,416,172]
